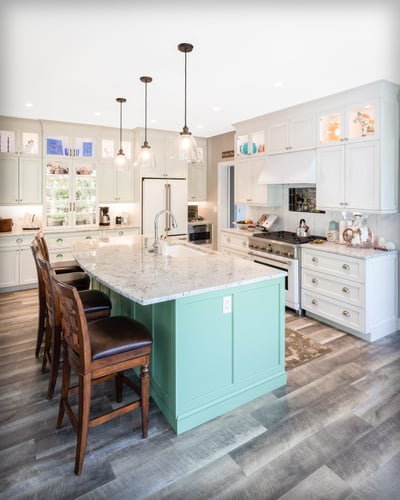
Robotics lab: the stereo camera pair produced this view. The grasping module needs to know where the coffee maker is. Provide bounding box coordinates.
[99,206,110,226]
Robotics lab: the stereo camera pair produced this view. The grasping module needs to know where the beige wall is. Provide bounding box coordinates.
[199,131,234,248]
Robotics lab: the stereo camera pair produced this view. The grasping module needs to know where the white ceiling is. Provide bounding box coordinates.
[1,0,400,138]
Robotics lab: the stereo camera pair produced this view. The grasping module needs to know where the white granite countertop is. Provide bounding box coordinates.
[72,235,286,305]
[302,241,397,259]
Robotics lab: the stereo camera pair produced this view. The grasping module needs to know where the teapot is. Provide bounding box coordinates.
[296,219,309,237]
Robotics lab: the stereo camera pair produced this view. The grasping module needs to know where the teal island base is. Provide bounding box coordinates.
[94,277,287,434]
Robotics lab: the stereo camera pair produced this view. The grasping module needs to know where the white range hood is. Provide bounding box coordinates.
[257,150,317,184]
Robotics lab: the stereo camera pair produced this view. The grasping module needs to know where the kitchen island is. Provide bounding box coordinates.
[72,235,287,434]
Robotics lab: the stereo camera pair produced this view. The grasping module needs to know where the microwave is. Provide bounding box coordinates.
[188,223,212,245]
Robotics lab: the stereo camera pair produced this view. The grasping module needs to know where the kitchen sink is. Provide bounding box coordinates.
[165,244,208,258]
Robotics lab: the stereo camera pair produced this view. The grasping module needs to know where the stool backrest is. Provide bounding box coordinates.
[52,275,92,372]
[35,231,50,261]
[31,240,46,301]
[33,240,60,333]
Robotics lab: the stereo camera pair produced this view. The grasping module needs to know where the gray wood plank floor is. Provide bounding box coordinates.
[0,289,399,499]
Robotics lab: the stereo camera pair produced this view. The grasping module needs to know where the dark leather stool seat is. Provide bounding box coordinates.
[53,274,152,475]
[35,231,83,274]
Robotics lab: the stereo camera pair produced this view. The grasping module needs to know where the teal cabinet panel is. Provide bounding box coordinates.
[90,276,286,435]
[233,280,284,383]
[175,292,234,409]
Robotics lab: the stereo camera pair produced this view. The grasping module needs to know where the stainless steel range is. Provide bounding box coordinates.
[248,230,318,312]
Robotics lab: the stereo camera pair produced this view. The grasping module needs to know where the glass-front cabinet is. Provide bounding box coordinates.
[235,129,266,158]
[0,117,42,205]
[44,160,97,228]
[319,100,377,146]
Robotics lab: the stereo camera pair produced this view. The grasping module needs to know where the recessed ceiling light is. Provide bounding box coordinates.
[274,82,283,88]
[150,119,157,124]
[212,106,221,112]
[25,102,33,107]
[94,111,102,116]
[197,124,204,129]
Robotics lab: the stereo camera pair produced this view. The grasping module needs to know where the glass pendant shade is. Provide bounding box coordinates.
[114,97,127,170]
[137,76,156,168]
[137,142,156,169]
[178,42,199,163]
[178,128,198,162]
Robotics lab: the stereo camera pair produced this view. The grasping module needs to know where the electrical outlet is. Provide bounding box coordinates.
[223,295,232,314]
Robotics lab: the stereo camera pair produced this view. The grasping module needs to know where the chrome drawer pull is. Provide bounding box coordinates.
[311,299,318,305]
[342,263,350,270]
[56,238,63,243]
[85,235,92,240]
[342,287,350,294]
[56,253,63,260]
[342,310,351,318]
[312,256,319,263]
[311,278,319,284]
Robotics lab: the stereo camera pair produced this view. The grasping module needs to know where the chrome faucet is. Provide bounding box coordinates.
[153,209,178,254]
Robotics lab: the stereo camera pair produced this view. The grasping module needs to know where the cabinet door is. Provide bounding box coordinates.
[19,246,37,285]
[0,247,19,287]
[316,146,346,209]
[165,137,187,178]
[115,165,134,201]
[290,114,315,151]
[0,157,19,204]
[97,162,116,202]
[268,122,288,154]
[19,156,42,204]
[188,164,207,201]
[345,141,380,210]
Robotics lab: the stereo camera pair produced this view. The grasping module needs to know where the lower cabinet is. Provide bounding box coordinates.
[0,235,37,291]
[301,245,398,342]
[220,229,250,257]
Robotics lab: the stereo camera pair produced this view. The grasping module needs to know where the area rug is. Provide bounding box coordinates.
[285,328,332,370]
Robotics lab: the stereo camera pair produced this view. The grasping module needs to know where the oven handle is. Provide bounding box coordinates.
[248,251,292,266]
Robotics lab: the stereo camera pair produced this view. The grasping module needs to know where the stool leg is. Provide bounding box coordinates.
[140,364,150,438]
[35,296,46,357]
[75,373,91,475]
[56,345,70,429]
[41,322,51,373]
[115,372,123,403]
[47,323,61,400]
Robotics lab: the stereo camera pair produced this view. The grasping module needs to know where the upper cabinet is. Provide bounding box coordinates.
[267,112,316,154]
[97,126,134,203]
[0,117,42,205]
[134,128,188,178]
[316,81,399,213]
[43,122,97,160]
[187,137,207,201]
[235,125,266,159]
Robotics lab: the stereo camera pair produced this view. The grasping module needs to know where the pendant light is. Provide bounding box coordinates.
[114,97,127,169]
[137,76,156,168]
[178,42,199,162]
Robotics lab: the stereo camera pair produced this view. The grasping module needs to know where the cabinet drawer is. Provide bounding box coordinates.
[302,269,364,307]
[221,232,249,252]
[46,231,98,250]
[0,235,33,248]
[302,290,364,332]
[302,248,364,282]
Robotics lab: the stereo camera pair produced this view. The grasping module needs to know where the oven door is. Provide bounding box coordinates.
[248,250,300,312]
[188,223,212,245]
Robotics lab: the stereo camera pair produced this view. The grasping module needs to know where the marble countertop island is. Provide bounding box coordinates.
[72,235,286,305]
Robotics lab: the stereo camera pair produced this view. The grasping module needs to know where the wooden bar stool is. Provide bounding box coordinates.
[53,274,153,475]
[31,240,91,358]
[32,241,112,399]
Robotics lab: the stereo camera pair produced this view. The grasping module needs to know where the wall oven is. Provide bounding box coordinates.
[188,223,212,245]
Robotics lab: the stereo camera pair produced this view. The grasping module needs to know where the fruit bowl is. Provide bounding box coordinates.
[234,221,254,230]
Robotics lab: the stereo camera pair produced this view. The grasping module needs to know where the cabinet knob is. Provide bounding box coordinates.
[342,263,350,270]
[119,231,123,236]
[311,278,319,284]
[16,237,23,244]
[227,237,231,243]
[85,235,92,240]
[342,286,350,294]
[342,310,351,318]
[311,299,318,306]
[311,256,319,263]
[242,241,247,247]
[56,238,63,243]
[56,253,63,260]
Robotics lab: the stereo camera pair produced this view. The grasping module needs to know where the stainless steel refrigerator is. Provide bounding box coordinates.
[141,178,188,238]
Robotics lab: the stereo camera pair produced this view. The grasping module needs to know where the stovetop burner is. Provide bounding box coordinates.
[252,230,314,245]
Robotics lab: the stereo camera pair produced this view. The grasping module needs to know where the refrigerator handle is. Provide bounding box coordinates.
[165,183,171,231]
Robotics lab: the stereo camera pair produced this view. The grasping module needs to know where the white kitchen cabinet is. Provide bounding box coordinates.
[220,229,250,258]
[97,160,134,203]
[188,163,207,201]
[316,141,390,212]
[0,118,42,205]
[235,129,266,158]
[134,128,188,178]
[301,245,398,342]
[45,231,100,262]
[43,122,98,160]
[267,112,315,154]
[234,158,282,206]
[0,235,37,290]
